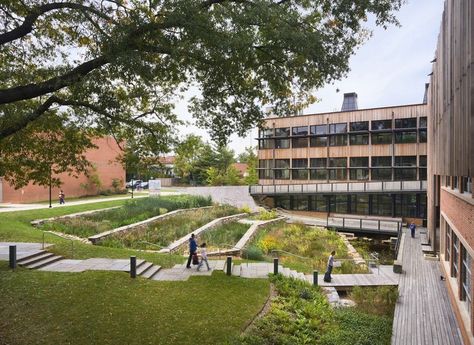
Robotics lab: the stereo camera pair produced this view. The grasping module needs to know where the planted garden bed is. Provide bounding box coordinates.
[194,221,250,252]
[244,221,367,274]
[98,205,239,250]
[39,195,212,238]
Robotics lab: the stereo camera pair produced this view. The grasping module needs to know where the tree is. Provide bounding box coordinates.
[239,146,259,185]
[174,134,207,183]
[0,0,402,187]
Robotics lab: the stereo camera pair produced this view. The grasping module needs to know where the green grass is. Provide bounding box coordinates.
[36,193,132,204]
[0,263,269,345]
[199,221,250,251]
[350,238,395,265]
[99,205,239,250]
[39,195,213,238]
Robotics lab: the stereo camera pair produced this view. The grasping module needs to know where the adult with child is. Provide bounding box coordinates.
[186,233,198,269]
[197,243,211,271]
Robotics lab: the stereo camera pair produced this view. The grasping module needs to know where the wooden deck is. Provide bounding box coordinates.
[391,229,463,345]
[313,265,399,289]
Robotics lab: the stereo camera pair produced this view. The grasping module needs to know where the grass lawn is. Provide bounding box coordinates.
[0,262,270,345]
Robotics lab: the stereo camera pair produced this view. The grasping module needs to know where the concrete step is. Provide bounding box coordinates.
[289,270,298,279]
[17,250,48,264]
[214,260,225,271]
[297,272,306,281]
[232,265,241,277]
[141,265,162,279]
[26,255,63,269]
[18,252,55,266]
[136,262,154,276]
[281,267,291,277]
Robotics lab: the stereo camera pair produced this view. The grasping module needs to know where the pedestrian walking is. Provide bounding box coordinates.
[59,190,65,204]
[324,250,336,282]
[186,234,198,269]
[197,243,211,271]
[410,221,416,238]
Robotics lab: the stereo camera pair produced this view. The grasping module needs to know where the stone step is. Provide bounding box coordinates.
[141,265,162,279]
[297,272,306,281]
[232,265,241,277]
[281,267,291,277]
[16,250,49,264]
[214,260,225,271]
[289,270,298,279]
[26,255,63,269]
[18,252,55,266]
[136,262,154,276]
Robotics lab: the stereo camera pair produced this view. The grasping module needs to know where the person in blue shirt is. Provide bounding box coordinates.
[186,233,198,269]
[410,222,416,238]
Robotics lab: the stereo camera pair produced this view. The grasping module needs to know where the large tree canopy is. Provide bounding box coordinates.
[0,0,402,187]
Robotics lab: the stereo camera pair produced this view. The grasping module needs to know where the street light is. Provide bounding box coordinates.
[49,166,52,208]
[131,176,134,199]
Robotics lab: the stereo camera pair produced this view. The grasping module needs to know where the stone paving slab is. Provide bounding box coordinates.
[38,260,86,272]
[152,260,224,281]
[0,242,52,260]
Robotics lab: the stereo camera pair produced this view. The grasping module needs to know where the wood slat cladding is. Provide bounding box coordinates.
[428,0,473,177]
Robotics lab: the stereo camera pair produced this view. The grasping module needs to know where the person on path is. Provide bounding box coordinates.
[186,233,198,269]
[59,190,65,205]
[324,250,336,282]
[197,243,211,271]
[409,221,416,238]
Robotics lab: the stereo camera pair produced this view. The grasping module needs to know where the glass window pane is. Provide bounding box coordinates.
[419,168,427,180]
[394,168,417,180]
[329,123,347,134]
[310,195,327,212]
[274,169,289,179]
[419,129,427,143]
[350,157,369,167]
[372,133,392,144]
[292,159,308,168]
[328,158,347,167]
[310,169,327,180]
[395,156,417,166]
[372,156,392,167]
[259,139,274,149]
[395,118,417,128]
[275,196,290,209]
[293,195,309,211]
[292,126,308,136]
[351,195,369,215]
[310,158,326,168]
[419,155,427,166]
[350,168,369,180]
[292,137,308,148]
[350,121,369,131]
[419,117,427,128]
[310,125,327,135]
[372,120,392,130]
[275,127,290,137]
[372,194,393,216]
[275,159,290,169]
[260,129,274,138]
[395,131,417,143]
[258,169,273,179]
[329,135,347,146]
[310,136,327,147]
[349,133,369,145]
[258,160,274,169]
[275,139,290,149]
[371,168,392,180]
[330,195,348,213]
[292,169,308,180]
[328,169,347,180]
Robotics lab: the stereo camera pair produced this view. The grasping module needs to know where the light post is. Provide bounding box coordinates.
[131,177,134,199]
[49,166,52,208]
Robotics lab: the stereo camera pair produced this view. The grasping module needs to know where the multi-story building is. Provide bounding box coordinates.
[428,0,474,343]
[251,96,428,225]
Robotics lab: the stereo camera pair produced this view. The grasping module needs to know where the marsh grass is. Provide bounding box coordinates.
[198,221,250,251]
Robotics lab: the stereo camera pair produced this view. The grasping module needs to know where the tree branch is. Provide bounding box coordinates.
[0,2,115,46]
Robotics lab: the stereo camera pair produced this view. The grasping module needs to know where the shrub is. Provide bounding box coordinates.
[254,209,278,221]
[350,286,398,317]
[239,205,252,214]
[242,245,264,261]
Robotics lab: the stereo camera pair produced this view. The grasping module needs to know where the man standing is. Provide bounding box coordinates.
[324,251,336,282]
[186,233,198,269]
[410,221,416,238]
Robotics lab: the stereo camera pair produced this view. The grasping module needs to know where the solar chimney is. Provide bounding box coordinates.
[341,92,358,111]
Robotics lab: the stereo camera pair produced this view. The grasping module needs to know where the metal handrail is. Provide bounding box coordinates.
[42,231,74,258]
[394,223,404,258]
[135,241,164,249]
[270,249,312,262]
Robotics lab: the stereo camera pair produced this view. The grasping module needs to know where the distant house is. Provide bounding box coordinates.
[232,163,249,178]
[0,137,125,203]
[157,156,176,177]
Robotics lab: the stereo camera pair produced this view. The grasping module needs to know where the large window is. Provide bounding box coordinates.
[310,124,327,135]
[329,123,347,134]
[452,232,459,278]
[372,120,392,130]
[328,169,347,180]
[419,117,427,128]
[445,223,451,262]
[395,117,417,128]
[330,195,348,214]
[394,168,417,180]
[259,139,274,149]
[258,169,273,179]
[419,129,427,143]
[292,126,308,136]
[395,131,417,143]
[461,246,472,318]
[275,159,290,168]
[351,195,369,215]
[260,128,273,138]
[310,136,327,147]
[292,137,308,148]
[310,169,328,180]
[350,169,369,180]
[372,133,392,144]
[310,195,327,212]
[274,169,290,179]
[350,157,369,167]
[395,194,417,217]
[329,158,347,167]
[292,159,307,168]
[275,138,290,149]
[372,194,393,216]
[310,158,326,168]
[275,127,290,137]
[275,196,290,209]
[395,156,417,167]
[329,135,347,146]
[372,156,392,167]
[349,133,369,145]
[293,195,309,211]
[292,169,308,180]
[350,121,369,131]
[372,168,392,181]
[349,156,369,180]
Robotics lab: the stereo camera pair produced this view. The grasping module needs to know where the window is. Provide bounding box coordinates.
[292,137,308,148]
[419,117,427,128]
[310,124,327,135]
[275,196,290,209]
[310,195,327,212]
[310,136,327,147]
[259,160,273,169]
[329,158,347,167]
[396,194,417,217]
[275,127,290,137]
[395,117,417,128]
[351,195,369,215]
[292,126,308,136]
[419,168,427,180]
[275,159,290,169]
[372,194,393,216]
[452,232,459,278]
[395,131,417,143]
[372,156,392,167]
[349,133,369,145]
[330,195,348,214]
[446,223,451,262]
[310,169,328,180]
[329,123,347,134]
[260,128,273,138]
[259,139,273,149]
[275,139,290,149]
[350,169,369,180]
[394,168,417,180]
[372,168,392,181]
[293,195,309,211]
[329,135,347,146]
[372,133,392,144]
[328,169,347,180]
[292,169,308,180]
[350,157,369,167]
[258,169,273,179]
[395,156,417,167]
[292,159,307,168]
[274,169,289,179]
[419,129,427,143]
[419,155,427,167]
[350,121,369,131]
[310,158,326,168]
[461,247,472,317]
[372,120,392,130]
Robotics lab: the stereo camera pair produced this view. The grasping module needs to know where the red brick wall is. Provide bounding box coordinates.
[1,137,125,203]
[441,190,474,244]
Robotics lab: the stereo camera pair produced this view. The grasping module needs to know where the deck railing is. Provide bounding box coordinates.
[326,216,400,234]
[394,223,404,258]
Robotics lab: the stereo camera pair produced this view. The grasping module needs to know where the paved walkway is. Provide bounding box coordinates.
[183,186,259,211]
[391,229,463,345]
[0,242,51,260]
[316,265,398,288]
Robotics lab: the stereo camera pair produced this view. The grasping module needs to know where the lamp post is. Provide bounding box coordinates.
[49,167,52,208]
[131,177,134,199]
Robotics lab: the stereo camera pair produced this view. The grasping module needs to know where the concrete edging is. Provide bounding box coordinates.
[393,231,406,274]
[30,206,122,227]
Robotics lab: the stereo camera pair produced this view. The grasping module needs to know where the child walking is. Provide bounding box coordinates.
[197,243,210,271]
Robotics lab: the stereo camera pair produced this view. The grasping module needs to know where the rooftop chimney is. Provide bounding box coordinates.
[423,83,429,104]
[341,92,358,111]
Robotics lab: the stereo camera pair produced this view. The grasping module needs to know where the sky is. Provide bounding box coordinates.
[174,0,445,156]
